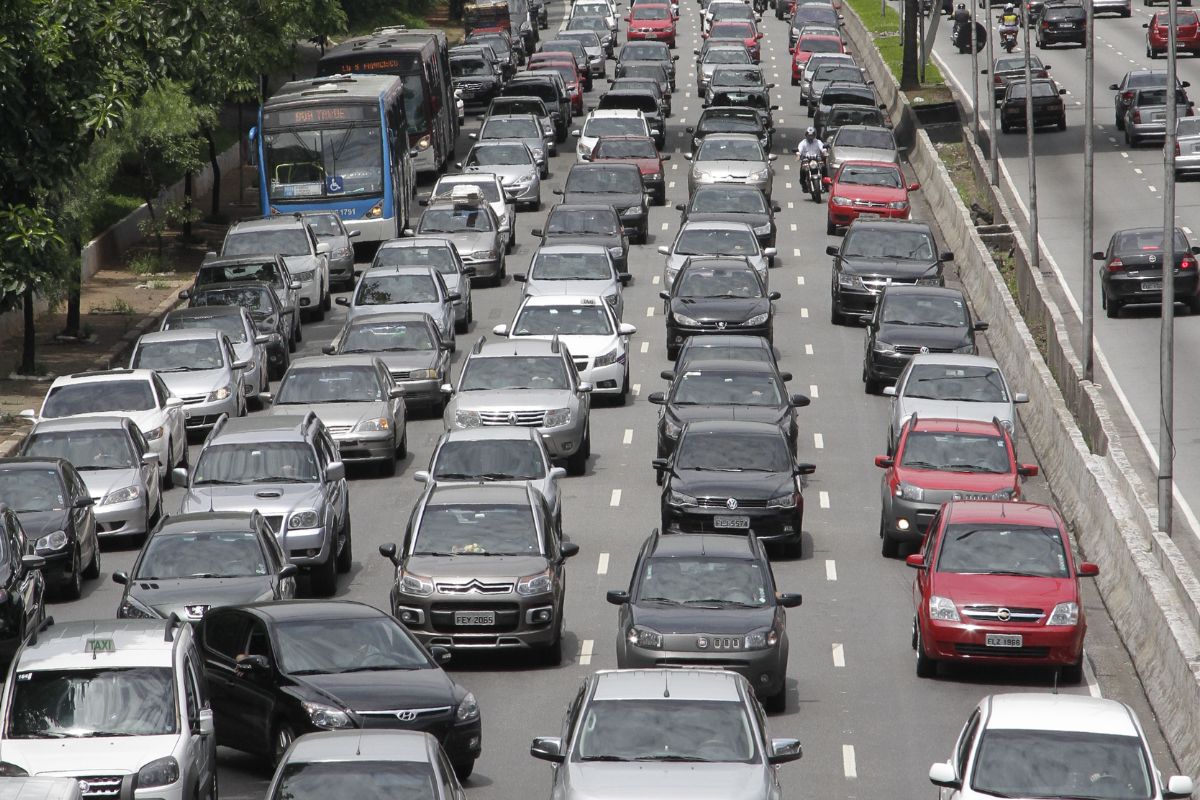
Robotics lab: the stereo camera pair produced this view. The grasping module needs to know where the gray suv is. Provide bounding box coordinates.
[175,413,351,596]
[378,483,579,663]
[443,337,594,475]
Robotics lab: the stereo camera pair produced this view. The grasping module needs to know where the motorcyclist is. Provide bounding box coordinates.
[795,127,828,190]
[953,3,971,25]
[999,3,1020,29]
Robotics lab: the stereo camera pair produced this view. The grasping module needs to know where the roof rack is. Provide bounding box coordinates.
[29,615,54,647]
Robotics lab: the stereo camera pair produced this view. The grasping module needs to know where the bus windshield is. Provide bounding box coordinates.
[265,123,384,201]
[400,74,430,135]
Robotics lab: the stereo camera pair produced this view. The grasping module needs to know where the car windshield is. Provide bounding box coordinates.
[711,21,753,36]
[468,144,532,166]
[132,339,224,372]
[434,181,502,204]
[493,100,545,117]
[165,313,247,343]
[342,321,437,353]
[451,57,491,76]
[582,117,647,138]
[275,617,430,674]
[842,229,934,260]
[223,230,309,258]
[574,699,757,762]
[705,48,752,64]
[797,6,837,22]
[594,138,658,158]
[1008,82,1059,99]
[563,32,602,47]
[675,228,757,256]
[835,128,894,149]
[829,107,885,127]
[433,439,546,481]
[514,304,613,335]
[374,245,457,274]
[413,504,540,555]
[197,260,280,288]
[711,68,763,87]
[996,56,1040,71]
[903,364,1009,402]
[275,365,385,404]
[1177,118,1200,136]
[675,431,790,472]
[673,369,781,405]
[192,442,320,485]
[696,138,765,162]
[272,761,436,800]
[7,668,177,739]
[0,469,66,513]
[482,118,542,139]
[882,295,967,327]
[301,214,342,237]
[676,267,763,298]
[24,430,138,470]
[576,3,610,14]
[569,15,608,28]
[690,187,768,214]
[622,43,667,60]
[634,5,671,18]
[817,66,862,82]
[356,274,440,305]
[900,431,1010,473]
[639,555,770,607]
[460,355,570,390]
[971,729,1153,800]
[42,381,155,417]
[837,163,903,188]
[136,530,267,579]
[1113,228,1189,254]
[622,64,668,81]
[566,167,641,193]
[192,286,273,313]
[936,523,1069,577]
[419,207,494,233]
[800,37,841,52]
[547,209,619,235]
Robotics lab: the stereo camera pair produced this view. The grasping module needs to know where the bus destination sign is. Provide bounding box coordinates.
[265,105,371,127]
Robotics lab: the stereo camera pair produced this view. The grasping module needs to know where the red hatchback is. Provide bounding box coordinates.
[627,3,677,47]
[586,135,671,205]
[706,20,763,61]
[1146,10,1200,58]
[791,35,845,83]
[824,160,920,234]
[907,500,1099,682]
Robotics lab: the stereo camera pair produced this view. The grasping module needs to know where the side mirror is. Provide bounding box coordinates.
[768,738,803,764]
[790,393,810,407]
[256,334,272,345]
[1108,83,1119,91]
[561,542,581,559]
[648,391,666,404]
[236,654,270,673]
[683,153,693,160]
[763,247,777,257]
[232,359,249,371]
[455,162,463,169]
[493,324,510,336]
[389,386,406,399]
[659,290,671,301]
[430,646,452,664]
[321,344,336,355]
[662,154,671,161]
[777,592,802,607]
[172,467,189,486]
[874,455,894,468]
[768,153,778,161]
[1092,251,1106,261]
[652,457,669,471]
[166,397,184,409]
[335,296,351,306]
[1077,561,1100,578]
[112,571,129,585]
[196,708,215,737]
[795,463,816,476]
[531,736,566,763]
[349,230,361,238]
[606,589,630,605]
[1142,22,1149,27]
[447,292,462,302]
[441,383,454,395]
[881,385,897,397]
[549,467,568,481]
[940,251,955,262]
[821,176,832,186]
[906,554,926,569]
[908,182,921,192]
[141,452,160,466]
[290,280,302,290]
[826,245,840,256]
[531,228,545,237]
[1164,777,1194,800]
[73,495,95,508]
[258,392,273,406]
[768,291,781,300]
[660,370,676,381]
[1018,464,1039,478]
[1059,88,1067,95]
[1014,392,1030,404]
[315,242,332,255]
[412,470,431,484]
[929,762,961,790]
[618,322,637,336]
[578,382,594,394]
[1192,246,1200,255]
[973,321,989,332]
[325,461,346,482]
[571,129,582,136]
[278,564,299,579]
[378,542,401,566]
[178,289,191,300]
[657,245,670,255]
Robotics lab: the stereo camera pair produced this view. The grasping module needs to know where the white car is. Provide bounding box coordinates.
[571,0,619,34]
[20,369,188,487]
[494,294,637,402]
[930,693,1194,800]
[572,109,652,159]
[429,173,516,254]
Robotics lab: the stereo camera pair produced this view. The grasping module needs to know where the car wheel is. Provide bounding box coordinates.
[1148,46,1156,58]
[336,515,353,574]
[396,429,408,460]
[1105,292,1121,318]
[61,546,83,601]
[566,426,590,476]
[455,315,469,334]
[830,301,847,326]
[1060,659,1085,684]
[380,448,397,477]
[763,682,787,713]
[863,365,883,395]
[826,218,837,235]
[915,623,937,678]
[1001,120,1012,133]
[82,538,101,580]
[540,616,565,666]
[163,441,177,489]
[1058,115,1067,131]
[321,285,332,312]
[452,758,476,781]
[271,722,296,766]
[880,514,899,558]
[310,551,338,596]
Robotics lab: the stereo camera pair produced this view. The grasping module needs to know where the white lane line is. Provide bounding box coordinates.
[843,745,857,778]
[661,222,670,230]
[672,162,678,170]
[819,490,830,509]
[610,489,622,507]
[597,552,610,575]
[810,384,818,398]
[1121,152,1129,159]
[785,181,793,189]
[784,163,791,171]
[787,201,794,209]
[632,383,641,396]
[668,181,676,189]
[814,432,824,449]
[1185,227,1194,235]
[790,223,798,232]
[797,275,805,285]
[825,559,837,580]
[1134,168,1142,174]
[1084,652,1102,698]
[652,275,661,284]
[832,643,845,667]
[579,639,594,665]
[646,306,655,317]
[804,343,814,355]
[801,307,809,318]
[793,248,801,258]
[682,106,689,112]
[623,428,633,445]
[1149,185,1158,192]
[640,341,649,354]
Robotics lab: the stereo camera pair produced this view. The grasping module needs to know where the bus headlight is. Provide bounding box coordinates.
[417,135,432,150]
[366,201,384,219]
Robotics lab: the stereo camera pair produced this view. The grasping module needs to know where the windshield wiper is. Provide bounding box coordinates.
[480,472,522,480]
[685,598,757,607]
[634,755,710,762]
[901,460,943,470]
[882,319,913,325]
[579,755,632,762]
[638,596,682,605]
[251,476,309,483]
[411,551,455,557]
[434,472,475,480]
[193,478,243,486]
[75,464,123,471]
[337,664,418,673]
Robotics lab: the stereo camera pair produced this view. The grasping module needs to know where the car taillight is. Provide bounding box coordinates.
[1182,256,1196,270]
[1108,258,1124,272]
[1176,141,1182,156]
[1042,20,1050,27]
[1132,110,1142,123]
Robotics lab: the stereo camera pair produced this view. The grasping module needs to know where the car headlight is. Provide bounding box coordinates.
[354,417,390,432]
[896,481,924,501]
[137,757,179,789]
[929,595,960,622]
[292,269,315,282]
[604,293,619,307]
[102,485,141,505]
[743,628,779,649]
[626,625,663,649]
[302,701,353,730]
[594,348,624,367]
[886,200,910,210]
[472,249,498,260]
[517,569,554,596]
[418,134,432,150]
[399,570,434,596]
[743,312,770,327]
[672,311,700,326]
[915,276,944,286]
[873,339,897,354]
[34,530,69,553]
[619,207,641,219]
[954,344,976,354]
[1047,601,1080,626]
[753,223,772,236]
[663,416,682,440]
[0,763,28,778]
[830,195,851,205]
[767,492,798,509]
[455,409,482,428]
[750,168,770,180]
[333,246,352,260]
[208,385,232,402]
[456,692,481,721]
[694,169,715,181]
[409,368,439,379]
[608,246,624,259]
[144,425,165,441]
[544,407,571,427]
[366,201,384,219]
[667,489,697,506]
[118,595,160,619]
[837,273,862,289]
[289,510,320,529]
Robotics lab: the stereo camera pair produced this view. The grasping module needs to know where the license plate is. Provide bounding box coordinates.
[985,634,1023,648]
[714,515,750,529]
[454,612,495,626]
[858,212,882,218]
[1143,280,1163,291]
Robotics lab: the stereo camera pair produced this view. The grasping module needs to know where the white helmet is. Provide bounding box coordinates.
[1004,4,1014,10]
[806,126,816,136]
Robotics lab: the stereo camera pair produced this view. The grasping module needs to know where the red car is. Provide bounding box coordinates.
[1146,10,1200,58]
[875,416,1037,555]
[585,134,670,205]
[706,20,763,62]
[907,500,1099,682]
[824,159,920,234]
[791,34,845,83]
[527,59,585,113]
[626,3,677,47]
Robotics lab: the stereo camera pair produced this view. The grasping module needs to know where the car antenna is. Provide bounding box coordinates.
[356,732,363,756]
[663,670,671,698]
[1052,668,1059,695]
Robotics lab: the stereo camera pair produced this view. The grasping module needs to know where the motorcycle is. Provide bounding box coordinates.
[999,24,1017,52]
[753,0,768,13]
[800,155,825,203]
[953,20,973,52]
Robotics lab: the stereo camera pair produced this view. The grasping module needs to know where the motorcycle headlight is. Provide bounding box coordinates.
[517,569,554,596]
[544,407,571,427]
[837,273,862,289]
[136,757,179,789]
[399,570,434,596]
[873,339,897,354]
[929,595,960,622]
[289,510,320,529]
[594,348,623,367]
[118,595,160,619]
[455,409,482,428]
[663,416,682,439]
[743,312,770,326]
[1047,601,1080,626]
[667,489,698,506]
[896,481,924,501]
[207,385,232,402]
[626,625,663,648]
[354,417,390,432]
[767,492,798,509]
[144,425,165,441]
[102,485,141,505]
[409,368,439,379]
[302,701,353,730]
[34,530,69,553]
[671,311,700,326]
[456,692,481,721]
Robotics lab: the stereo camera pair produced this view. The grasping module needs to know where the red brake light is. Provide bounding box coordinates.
[1108,258,1124,272]
[1122,90,1135,102]
[1177,141,1183,156]
[1132,109,1142,123]
[1183,256,1196,270]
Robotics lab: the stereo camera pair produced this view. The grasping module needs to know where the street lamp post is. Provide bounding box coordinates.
[1023,7,1039,272]
[1083,0,1094,382]
[1160,0,1179,536]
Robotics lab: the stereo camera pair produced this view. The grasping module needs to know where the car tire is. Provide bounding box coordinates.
[863,366,883,394]
[396,429,408,460]
[83,538,101,580]
[455,315,469,334]
[310,551,338,596]
[271,721,296,766]
[1189,293,1200,314]
[381,448,397,477]
[915,624,937,678]
[288,333,297,353]
[763,683,787,713]
[163,441,177,489]
[1105,292,1121,318]
[826,219,837,235]
[781,533,803,559]
[452,758,476,781]
[566,427,590,476]
[336,515,353,574]
[1058,115,1067,131]
[667,344,678,361]
[830,301,847,326]
[1060,659,1085,684]
[1001,120,1012,133]
[1148,47,1156,58]
[614,370,630,406]
[880,514,900,558]
[61,546,83,601]
[321,285,332,312]
[540,628,564,666]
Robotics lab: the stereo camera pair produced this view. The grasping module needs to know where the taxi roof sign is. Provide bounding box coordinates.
[85,638,116,658]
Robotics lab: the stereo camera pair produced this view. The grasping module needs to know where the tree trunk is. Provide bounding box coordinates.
[205,125,222,222]
[901,0,921,90]
[183,171,194,242]
[21,284,36,375]
[64,235,82,337]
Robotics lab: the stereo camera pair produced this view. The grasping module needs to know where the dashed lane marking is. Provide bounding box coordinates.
[819,491,830,509]
[579,639,594,665]
[843,745,857,779]
[801,308,809,318]
[832,643,845,667]
[790,223,797,232]
[814,433,824,449]
[652,275,661,284]
[632,383,641,396]
[646,306,655,317]
[797,276,805,285]
[804,343,814,355]
[793,248,801,258]
[825,559,837,580]
[610,489,622,506]
[640,341,649,354]
[810,384,818,398]
[597,553,609,575]
[623,428,633,445]
[661,222,670,230]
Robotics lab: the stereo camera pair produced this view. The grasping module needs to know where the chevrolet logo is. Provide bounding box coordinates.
[997,608,1011,621]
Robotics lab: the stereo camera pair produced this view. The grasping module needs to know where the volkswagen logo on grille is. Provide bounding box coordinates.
[506,413,518,425]
[919,346,930,354]
[997,608,1012,621]
[726,498,738,510]
[78,781,90,795]
[395,710,418,722]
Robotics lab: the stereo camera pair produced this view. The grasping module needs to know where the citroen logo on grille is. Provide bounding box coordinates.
[78,781,90,795]
[717,321,727,329]
[997,608,1012,621]
[919,346,930,354]
[506,413,518,424]
[726,498,738,510]
[396,710,418,722]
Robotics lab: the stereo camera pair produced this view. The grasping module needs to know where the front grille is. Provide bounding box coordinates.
[429,601,521,632]
[962,605,1045,622]
[696,497,769,508]
[436,579,516,594]
[955,643,1051,658]
[573,358,589,372]
[357,705,453,734]
[76,776,124,800]
[479,410,546,426]
[894,344,955,355]
[390,370,413,381]
[325,424,352,435]
[849,198,889,208]
[861,277,916,294]
[180,395,207,405]
[654,657,748,668]
[264,515,283,533]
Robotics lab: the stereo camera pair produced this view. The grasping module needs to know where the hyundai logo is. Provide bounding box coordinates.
[395,710,418,722]
[997,608,1011,621]
[726,498,738,510]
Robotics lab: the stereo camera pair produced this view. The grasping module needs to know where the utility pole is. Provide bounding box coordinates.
[1160,0,1179,536]
[1082,0,1094,382]
[972,4,980,138]
[1023,8,1039,271]
[987,0,998,184]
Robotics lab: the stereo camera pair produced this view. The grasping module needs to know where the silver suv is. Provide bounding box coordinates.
[221,215,332,322]
[175,413,350,597]
[443,337,593,475]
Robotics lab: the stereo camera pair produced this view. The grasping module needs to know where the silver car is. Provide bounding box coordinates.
[686,133,776,197]
[516,244,629,320]
[20,416,162,539]
[160,305,271,403]
[696,44,753,94]
[443,337,594,475]
[410,194,506,287]
[472,114,552,176]
[1176,116,1200,175]
[1125,86,1191,147]
[429,173,515,256]
[267,355,408,475]
[373,238,474,332]
[658,220,775,290]
[221,215,332,321]
[323,312,452,413]
[826,124,899,173]
[338,265,459,350]
[301,211,359,290]
[129,328,248,431]
[559,30,607,77]
[703,64,772,107]
[459,140,543,212]
[883,353,1029,454]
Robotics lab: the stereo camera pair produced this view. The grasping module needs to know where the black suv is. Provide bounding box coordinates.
[188,280,293,378]
[1036,0,1086,46]
[450,45,505,113]
[560,163,649,243]
[502,75,573,141]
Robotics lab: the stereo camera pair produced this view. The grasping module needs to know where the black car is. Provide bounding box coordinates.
[649,359,808,459]
[654,421,815,558]
[324,312,453,412]
[613,61,673,106]
[1035,1,1085,45]
[533,204,630,274]
[609,76,672,117]
[1000,78,1067,132]
[990,55,1050,103]
[450,47,504,113]
[200,600,483,775]
[606,529,802,709]
[862,286,987,394]
[675,334,778,373]
[114,511,298,620]
[688,107,772,152]
[1094,226,1200,317]
[1110,69,1187,129]
[705,90,779,133]
[827,219,953,324]
[0,458,97,599]
[184,253,300,344]
[618,41,678,87]
[189,280,292,378]
[789,3,841,48]
[812,81,879,123]
[559,163,649,244]
[596,89,666,149]
[661,257,779,358]
[465,32,518,80]
[0,504,46,665]
[501,76,572,141]
[677,185,779,251]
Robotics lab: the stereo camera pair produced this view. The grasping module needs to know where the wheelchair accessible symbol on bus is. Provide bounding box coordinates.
[325,175,345,194]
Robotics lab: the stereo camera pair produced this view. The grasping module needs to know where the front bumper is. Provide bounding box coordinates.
[343,215,398,246]
[296,277,321,310]
[410,144,438,173]
[540,424,587,458]
[865,349,914,384]
[833,284,881,319]
[688,175,772,197]
[664,504,802,545]
[276,525,332,567]
[463,255,502,280]
[881,493,941,544]
[393,377,442,407]
[628,28,676,42]
[667,320,771,351]
[578,359,626,394]
[620,211,647,238]
[332,430,394,463]
[503,180,540,206]
[393,594,561,650]
[94,496,151,537]
[827,203,909,228]
[182,395,240,431]
[618,641,786,697]
[328,254,355,285]
[921,617,1085,667]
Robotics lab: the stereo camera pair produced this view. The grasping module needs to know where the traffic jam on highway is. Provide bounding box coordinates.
[0,0,1195,799]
